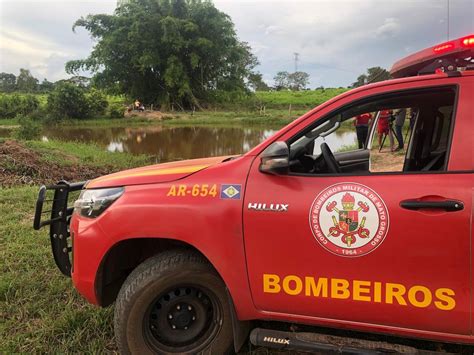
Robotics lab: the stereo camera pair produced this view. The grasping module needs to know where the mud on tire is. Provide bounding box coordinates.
[114,249,233,354]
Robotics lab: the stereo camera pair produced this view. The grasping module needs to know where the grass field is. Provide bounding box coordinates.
[0,139,152,353]
[255,88,347,108]
[0,187,117,352]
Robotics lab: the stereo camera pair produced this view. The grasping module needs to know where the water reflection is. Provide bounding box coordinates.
[0,124,358,162]
[41,126,280,162]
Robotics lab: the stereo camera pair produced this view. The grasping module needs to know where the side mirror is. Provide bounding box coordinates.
[259,141,289,175]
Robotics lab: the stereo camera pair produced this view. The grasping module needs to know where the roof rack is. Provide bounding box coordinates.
[390,35,474,78]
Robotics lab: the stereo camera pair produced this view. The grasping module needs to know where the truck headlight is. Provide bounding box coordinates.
[73,187,124,218]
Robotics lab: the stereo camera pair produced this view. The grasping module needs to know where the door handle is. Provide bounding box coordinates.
[400,199,464,212]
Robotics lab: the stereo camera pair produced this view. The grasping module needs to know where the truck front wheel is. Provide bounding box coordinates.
[114,250,233,354]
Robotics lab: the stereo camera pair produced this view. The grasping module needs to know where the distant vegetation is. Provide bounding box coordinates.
[273,71,310,91]
[0,88,348,126]
[0,94,39,119]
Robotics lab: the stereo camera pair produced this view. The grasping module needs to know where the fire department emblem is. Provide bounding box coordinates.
[309,182,389,257]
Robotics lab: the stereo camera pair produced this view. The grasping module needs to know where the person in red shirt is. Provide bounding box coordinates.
[377,109,394,151]
[354,113,372,149]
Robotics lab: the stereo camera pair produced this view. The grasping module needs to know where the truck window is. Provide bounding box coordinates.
[288,86,456,175]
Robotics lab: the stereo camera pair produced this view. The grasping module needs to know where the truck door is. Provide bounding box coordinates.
[243,81,472,336]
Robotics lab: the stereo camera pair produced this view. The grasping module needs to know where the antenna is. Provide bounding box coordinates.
[294,52,299,72]
[447,0,450,40]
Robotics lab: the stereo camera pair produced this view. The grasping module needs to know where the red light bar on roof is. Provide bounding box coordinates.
[391,34,474,78]
[461,35,474,47]
[433,42,454,54]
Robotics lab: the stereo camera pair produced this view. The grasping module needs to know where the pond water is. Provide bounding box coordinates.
[0,125,357,162]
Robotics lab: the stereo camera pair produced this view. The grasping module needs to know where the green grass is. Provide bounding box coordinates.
[27,109,307,129]
[24,140,150,169]
[160,109,307,126]
[0,186,117,353]
[255,88,347,108]
[0,118,20,127]
[0,140,152,352]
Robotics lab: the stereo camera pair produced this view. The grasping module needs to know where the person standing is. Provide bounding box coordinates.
[394,108,406,151]
[354,113,372,149]
[377,109,394,151]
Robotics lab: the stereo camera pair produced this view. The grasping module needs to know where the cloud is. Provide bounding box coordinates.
[216,0,473,87]
[0,0,472,87]
[0,27,70,64]
[263,25,285,36]
[375,18,401,38]
[0,0,115,81]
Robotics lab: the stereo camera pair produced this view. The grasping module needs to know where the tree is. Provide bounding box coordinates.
[39,79,55,93]
[273,71,290,90]
[86,88,108,116]
[352,74,367,88]
[0,73,17,92]
[248,72,269,91]
[66,0,258,109]
[288,71,309,91]
[16,68,38,92]
[47,82,90,119]
[366,67,391,82]
[273,71,310,91]
[352,67,390,87]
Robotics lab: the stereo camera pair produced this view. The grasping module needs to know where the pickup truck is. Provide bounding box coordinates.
[34,35,474,354]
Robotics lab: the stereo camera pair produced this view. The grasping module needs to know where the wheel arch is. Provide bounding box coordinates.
[95,237,207,307]
[95,236,251,352]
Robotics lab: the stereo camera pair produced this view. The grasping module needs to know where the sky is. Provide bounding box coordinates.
[0,0,472,88]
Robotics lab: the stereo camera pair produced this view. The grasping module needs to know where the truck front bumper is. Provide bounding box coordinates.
[33,180,103,305]
[33,181,85,276]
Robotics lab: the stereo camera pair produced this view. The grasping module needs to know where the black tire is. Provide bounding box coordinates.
[114,249,234,354]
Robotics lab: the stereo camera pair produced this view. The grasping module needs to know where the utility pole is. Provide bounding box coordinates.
[294,52,299,72]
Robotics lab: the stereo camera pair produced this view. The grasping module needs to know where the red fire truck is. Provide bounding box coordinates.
[34,35,474,353]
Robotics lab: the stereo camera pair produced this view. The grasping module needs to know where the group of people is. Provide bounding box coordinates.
[354,108,414,152]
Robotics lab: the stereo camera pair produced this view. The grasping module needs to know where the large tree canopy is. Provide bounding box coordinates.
[16,69,39,93]
[66,0,258,108]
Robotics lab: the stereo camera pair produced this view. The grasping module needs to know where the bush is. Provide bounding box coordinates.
[47,83,89,119]
[86,88,108,117]
[15,116,42,140]
[0,94,39,118]
[27,108,47,121]
[108,103,125,118]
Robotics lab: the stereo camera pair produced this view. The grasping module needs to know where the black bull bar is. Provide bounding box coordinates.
[33,180,85,277]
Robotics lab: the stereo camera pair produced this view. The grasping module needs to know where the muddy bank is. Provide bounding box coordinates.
[0,140,112,188]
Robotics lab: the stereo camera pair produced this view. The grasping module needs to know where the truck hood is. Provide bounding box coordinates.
[85,155,234,188]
